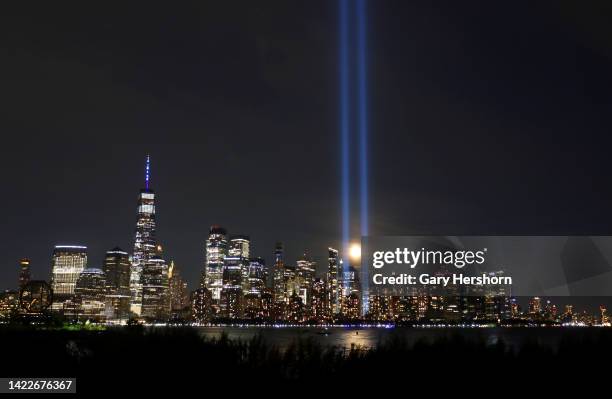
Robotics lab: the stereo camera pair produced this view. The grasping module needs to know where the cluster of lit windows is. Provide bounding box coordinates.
[51,249,87,296]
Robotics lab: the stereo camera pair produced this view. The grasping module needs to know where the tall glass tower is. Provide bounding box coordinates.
[203,225,228,312]
[141,254,169,321]
[130,155,158,316]
[19,258,31,290]
[296,252,316,308]
[272,242,286,305]
[229,235,251,291]
[104,247,131,322]
[327,247,340,315]
[50,245,87,311]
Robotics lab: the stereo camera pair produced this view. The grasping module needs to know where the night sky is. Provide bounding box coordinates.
[3,1,612,297]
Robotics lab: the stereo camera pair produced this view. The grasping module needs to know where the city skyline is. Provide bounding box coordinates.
[4,155,612,316]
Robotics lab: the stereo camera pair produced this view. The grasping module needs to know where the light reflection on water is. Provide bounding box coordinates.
[194,326,608,351]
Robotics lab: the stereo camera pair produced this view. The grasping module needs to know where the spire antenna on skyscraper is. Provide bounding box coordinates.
[145,154,151,189]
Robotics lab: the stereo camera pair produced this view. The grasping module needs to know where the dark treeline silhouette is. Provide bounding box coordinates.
[0,326,608,394]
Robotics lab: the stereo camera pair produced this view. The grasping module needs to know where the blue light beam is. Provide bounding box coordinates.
[339,0,351,274]
[357,0,369,315]
[357,0,368,239]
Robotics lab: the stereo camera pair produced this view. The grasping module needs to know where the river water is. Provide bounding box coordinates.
[194,326,612,351]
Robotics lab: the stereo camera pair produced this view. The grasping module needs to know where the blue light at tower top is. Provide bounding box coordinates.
[145,155,151,189]
[339,0,351,276]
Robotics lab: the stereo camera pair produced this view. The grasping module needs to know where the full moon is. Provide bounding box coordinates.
[349,243,361,261]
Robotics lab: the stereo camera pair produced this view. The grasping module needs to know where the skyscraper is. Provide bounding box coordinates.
[296,252,316,308]
[50,245,87,311]
[339,265,360,320]
[141,254,169,321]
[130,155,158,316]
[327,247,340,315]
[229,235,250,258]
[272,242,286,305]
[221,256,245,318]
[229,235,251,290]
[274,242,284,265]
[191,287,212,323]
[272,242,290,321]
[203,225,228,312]
[244,257,266,319]
[103,248,131,322]
[18,258,31,290]
[246,257,266,296]
[168,261,189,319]
[310,278,329,321]
[70,268,107,322]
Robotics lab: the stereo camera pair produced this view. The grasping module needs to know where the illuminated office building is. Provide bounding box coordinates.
[563,304,574,323]
[529,297,542,315]
[366,295,382,321]
[601,306,609,325]
[19,258,31,290]
[296,253,316,315]
[287,292,305,323]
[229,235,251,291]
[103,248,131,322]
[272,242,287,306]
[310,278,329,321]
[19,281,53,314]
[425,295,459,322]
[261,289,274,320]
[244,293,262,320]
[221,256,244,318]
[0,291,19,319]
[479,271,511,321]
[461,296,485,320]
[340,293,361,320]
[388,295,410,322]
[392,295,416,322]
[246,257,266,295]
[274,241,284,265]
[141,255,170,321]
[402,296,419,321]
[229,235,250,258]
[244,257,266,319]
[327,248,340,315]
[285,265,299,297]
[168,261,190,318]
[271,242,294,321]
[130,155,158,316]
[50,245,87,311]
[203,225,228,311]
[488,296,511,321]
[510,298,520,318]
[69,268,106,322]
[550,304,558,320]
[191,287,212,323]
[339,266,360,319]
